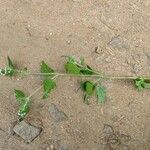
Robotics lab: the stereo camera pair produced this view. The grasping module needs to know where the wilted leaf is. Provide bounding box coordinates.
[96,85,106,104]
[15,90,26,103]
[43,79,56,99]
[41,61,54,75]
[65,62,81,74]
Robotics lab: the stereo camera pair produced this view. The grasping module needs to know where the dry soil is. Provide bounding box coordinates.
[0,0,150,150]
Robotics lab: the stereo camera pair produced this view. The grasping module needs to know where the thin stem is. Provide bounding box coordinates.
[14,69,150,80]
[28,85,43,99]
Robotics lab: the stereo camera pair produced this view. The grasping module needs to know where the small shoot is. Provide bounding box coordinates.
[0,56,15,76]
[6,56,16,76]
[14,90,30,121]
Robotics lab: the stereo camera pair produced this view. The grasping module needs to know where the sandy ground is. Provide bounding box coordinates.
[0,0,150,149]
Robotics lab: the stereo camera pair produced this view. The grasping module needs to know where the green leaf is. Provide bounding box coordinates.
[85,81,95,95]
[14,90,26,103]
[43,79,56,99]
[81,81,95,95]
[15,89,30,121]
[40,61,54,75]
[65,56,95,75]
[135,77,150,90]
[65,62,81,74]
[96,85,106,104]
[64,56,81,74]
[18,100,30,121]
[135,78,146,90]
[80,81,95,104]
[7,56,14,69]
[135,78,144,90]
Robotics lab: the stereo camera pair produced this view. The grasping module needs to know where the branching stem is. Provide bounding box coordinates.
[28,85,43,99]
[27,75,58,99]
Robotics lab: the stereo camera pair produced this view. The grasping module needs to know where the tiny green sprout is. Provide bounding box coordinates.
[0,56,28,77]
[0,56,15,76]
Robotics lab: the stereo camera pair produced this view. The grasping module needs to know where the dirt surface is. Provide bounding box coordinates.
[0,0,150,149]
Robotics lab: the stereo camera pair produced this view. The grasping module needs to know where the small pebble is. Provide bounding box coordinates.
[103,124,114,135]
[13,121,42,143]
[49,104,68,122]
